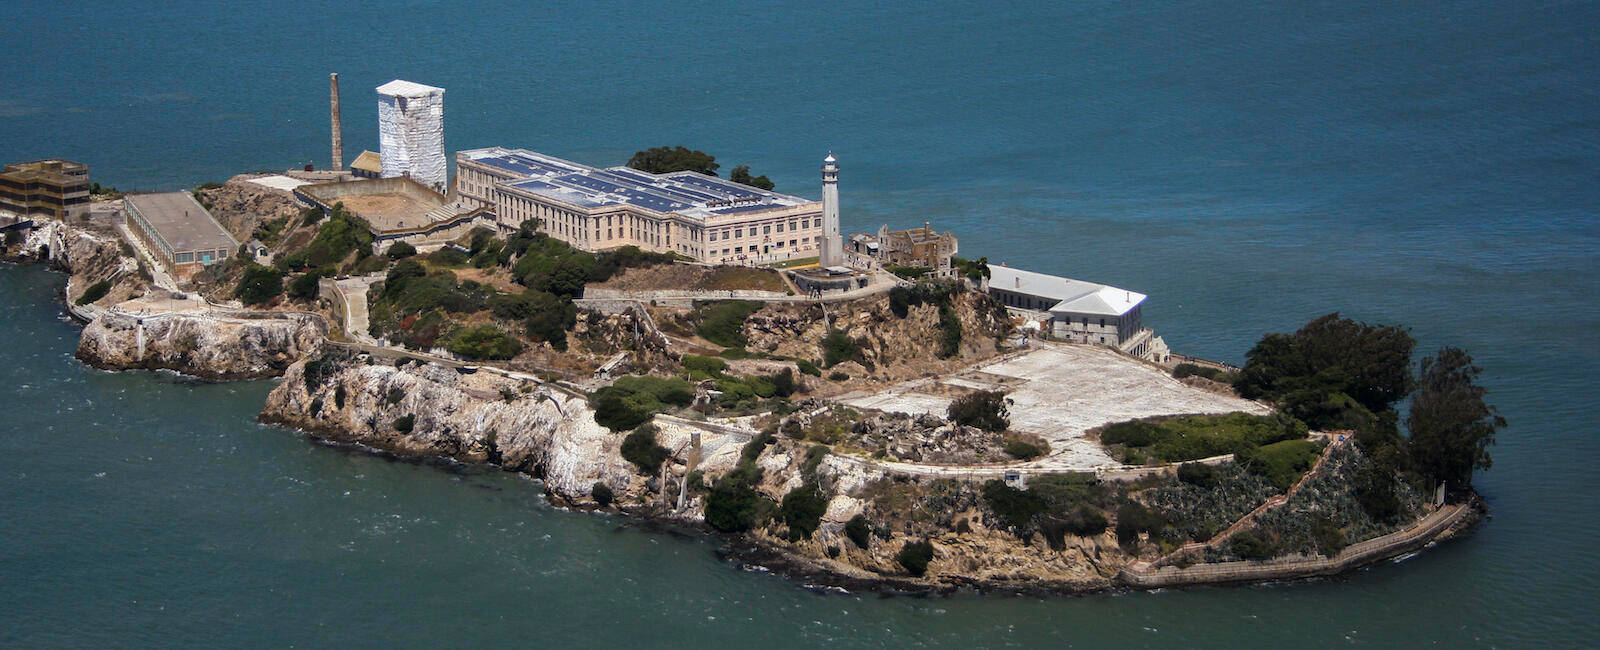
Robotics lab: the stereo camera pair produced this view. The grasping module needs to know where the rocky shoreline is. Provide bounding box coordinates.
[4,219,1481,596]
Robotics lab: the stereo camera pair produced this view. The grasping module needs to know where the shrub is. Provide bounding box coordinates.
[1172,363,1232,382]
[1310,515,1347,557]
[620,424,671,475]
[1100,412,1308,463]
[1177,462,1219,488]
[693,300,763,347]
[845,514,872,549]
[717,347,753,360]
[779,482,828,540]
[980,480,1044,534]
[1229,529,1278,560]
[801,444,829,477]
[1115,501,1165,549]
[1235,439,1319,491]
[393,414,415,433]
[589,375,696,431]
[796,359,821,376]
[427,247,469,267]
[75,279,111,305]
[896,540,935,576]
[948,390,1009,432]
[234,265,284,305]
[386,240,416,259]
[288,272,322,300]
[445,325,524,360]
[821,329,859,367]
[827,371,850,381]
[681,354,728,376]
[937,302,963,358]
[523,292,577,351]
[1062,505,1109,537]
[1003,439,1042,460]
[591,482,614,507]
[705,463,766,532]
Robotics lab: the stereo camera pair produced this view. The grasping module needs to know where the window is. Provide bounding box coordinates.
[775,241,784,248]
[789,239,796,247]
[735,229,743,238]
[776,223,784,233]
[789,221,797,230]
[176,252,194,263]
[710,231,718,241]
[1099,318,1105,327]
[763,225,771,234]
[735,246,743,253]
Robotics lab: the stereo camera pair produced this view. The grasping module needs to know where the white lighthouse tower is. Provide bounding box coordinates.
[819,152,844,268]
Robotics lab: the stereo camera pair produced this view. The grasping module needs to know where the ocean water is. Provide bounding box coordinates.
[3,0,1597,646]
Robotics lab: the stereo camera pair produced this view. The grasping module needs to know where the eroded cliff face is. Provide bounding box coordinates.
[76,312,325,380]
[260,349,642,501]
[743,289,1011,386]
[8,219,145,305]
[263,347,1129,592]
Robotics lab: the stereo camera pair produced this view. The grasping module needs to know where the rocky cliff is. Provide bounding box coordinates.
[76,312,326,380]
[196,175,304,241]
[262,346,1131,593]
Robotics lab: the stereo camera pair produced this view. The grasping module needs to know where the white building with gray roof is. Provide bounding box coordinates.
[986,264,1163,360]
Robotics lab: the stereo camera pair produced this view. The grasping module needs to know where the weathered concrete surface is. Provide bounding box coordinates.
[842,343,1270,470]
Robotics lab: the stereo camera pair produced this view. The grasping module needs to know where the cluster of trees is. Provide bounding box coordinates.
[947,390,1009,432]
[979,473,1110,549]
[627,146,776,191]
[590,375,695,431]
[705,431,777,533]
[1236,313,1504,500]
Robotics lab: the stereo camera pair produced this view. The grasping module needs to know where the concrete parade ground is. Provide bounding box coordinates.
[841,342,1270,471]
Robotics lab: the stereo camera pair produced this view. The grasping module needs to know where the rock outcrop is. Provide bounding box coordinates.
[196,175,304,241]
[77,312,325,380]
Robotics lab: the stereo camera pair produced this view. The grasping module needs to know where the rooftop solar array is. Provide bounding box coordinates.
[460,147,812,220]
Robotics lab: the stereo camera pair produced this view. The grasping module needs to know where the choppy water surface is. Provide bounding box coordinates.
[3,1,1598,646]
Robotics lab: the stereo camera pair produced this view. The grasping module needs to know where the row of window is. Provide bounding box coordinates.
[707,218,815,242]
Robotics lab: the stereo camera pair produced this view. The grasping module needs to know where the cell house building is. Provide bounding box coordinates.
[455,147,831,264]
[376,79,446,193]
[0,159,91,220]
[123,192,238,282]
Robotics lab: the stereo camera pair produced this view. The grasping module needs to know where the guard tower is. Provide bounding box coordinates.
[376,79,446,193]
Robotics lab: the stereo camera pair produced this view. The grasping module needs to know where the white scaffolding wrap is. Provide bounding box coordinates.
[376,79,446,193]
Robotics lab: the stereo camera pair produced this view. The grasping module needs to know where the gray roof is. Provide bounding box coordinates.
[376,79,444,97]
[987,265,1145,316]
[125,192,238,252]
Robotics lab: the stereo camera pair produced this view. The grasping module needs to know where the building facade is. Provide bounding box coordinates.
[123,192,238,282]
[0,159,91,220]
[456,147,828,264]
[376,80,446,193]
[853,222,959,276]
[985,265,1158,359]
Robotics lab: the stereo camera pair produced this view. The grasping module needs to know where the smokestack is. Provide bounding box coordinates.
[330,73,343,171]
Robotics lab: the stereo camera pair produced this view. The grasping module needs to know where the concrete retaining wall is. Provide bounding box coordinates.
[581,287,790,303]
[1119,501,1470,588]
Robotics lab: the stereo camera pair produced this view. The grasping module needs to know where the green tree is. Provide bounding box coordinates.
[728,165,775,190]
[1235,313,1415,430]
[1407,347,1505,490]
[895,540,935,576]
[234,265,284,305]
[948,390,1009,432]
[845,514,873,549]
[386,240,416,259]
[778,482,828,540]
[445,325,524,360]
[627,146,719,176]
[620,424,671,475]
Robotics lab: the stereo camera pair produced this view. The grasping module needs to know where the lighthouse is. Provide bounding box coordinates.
[819,152,843,267]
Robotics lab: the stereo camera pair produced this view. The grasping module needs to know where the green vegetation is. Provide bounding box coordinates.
[1235,313,1415,432]
[827,370,850,382]
[1100,412,1307,463]
[589,375,695,431]
[845,514,872,549]
[1115,501,1167,550]
[950,256,990,282]
[1235,439,1320,490]
[393,414,415,433]
[778,482,827,540]
[1172,363,1235,383]
[1407,347,1505,490]
[885,264,930,280]
[444,325,524,360]
[728,165,775,191]
[795,359,821,376]
[591,482,614,507]
[821,329,859,367]
[980,480,1046,533]
[287,268,333,301]
[1176,462,1219,488]
[947,390,1009,432]
[1003,439,1043,460]
[705,463,767,533]
[75,279,111,305]
[234,265,284,305]
[977,473,1111,545]
[895,540,935,576]
[620,424,671,474]
[298,203,374,269]
[386,240,416,259]
[1228,529,1277,560]
[691,300,763,348]
[628,146,719,176]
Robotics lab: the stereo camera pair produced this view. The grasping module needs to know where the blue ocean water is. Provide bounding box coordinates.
[3,0,1598,646]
